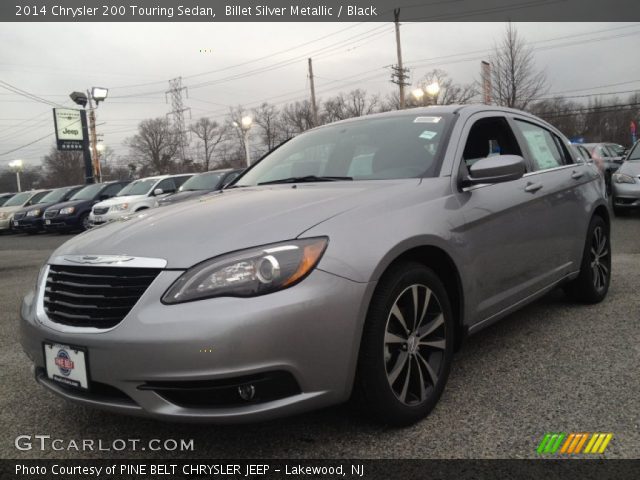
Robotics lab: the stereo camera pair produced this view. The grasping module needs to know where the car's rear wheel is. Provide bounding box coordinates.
[354,262,454,426]
[565,215,611,304]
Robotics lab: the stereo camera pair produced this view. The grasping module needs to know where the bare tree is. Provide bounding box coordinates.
[252,102,285,150]
[281,100,316,134]
[190,117,227,171]
[322,89,380,122]
[490,23,547,109]
[125,118,179,174]
[41,147,85,187]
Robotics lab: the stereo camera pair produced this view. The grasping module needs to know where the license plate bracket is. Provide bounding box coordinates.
[43,342,89,390]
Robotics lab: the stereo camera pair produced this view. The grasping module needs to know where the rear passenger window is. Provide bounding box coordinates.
[514,120,567,171]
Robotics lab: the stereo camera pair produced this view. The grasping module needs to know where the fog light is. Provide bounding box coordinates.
[238,384,256,401]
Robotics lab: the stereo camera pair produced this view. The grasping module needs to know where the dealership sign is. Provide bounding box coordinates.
[53,108,86,151]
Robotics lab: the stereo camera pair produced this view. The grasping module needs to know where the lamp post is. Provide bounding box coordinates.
[8,159,23,192]
[234,116,253,167]
[411,81,440,106]
[70,86,108,183]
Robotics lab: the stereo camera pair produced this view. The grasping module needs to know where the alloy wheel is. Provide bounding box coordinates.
[383,284,446,406]
[590,226,609,292]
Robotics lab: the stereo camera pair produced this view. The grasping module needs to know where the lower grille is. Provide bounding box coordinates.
[13,212,25,220]
[93,207,110,215]
[43,265,161,328]
[44,210,58,219]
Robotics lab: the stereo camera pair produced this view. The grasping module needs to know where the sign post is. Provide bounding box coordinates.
[53,108,94,184]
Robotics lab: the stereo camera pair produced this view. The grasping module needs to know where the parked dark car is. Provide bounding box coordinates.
[0,193,16,207]
[157,169,243,207]
[611,140,640,215]
[42,181,130,232]
[13,185,83,234]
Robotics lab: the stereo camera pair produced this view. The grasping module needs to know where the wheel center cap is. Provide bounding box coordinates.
[407,335,418,354]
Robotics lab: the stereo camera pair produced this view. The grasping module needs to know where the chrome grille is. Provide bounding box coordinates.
[43,265,161,328]
[93,207,110,215]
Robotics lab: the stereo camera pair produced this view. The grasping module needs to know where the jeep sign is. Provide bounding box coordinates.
[53,108,86,151]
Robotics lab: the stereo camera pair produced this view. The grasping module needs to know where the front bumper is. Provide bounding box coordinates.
[0,217,12,231]
[13,216,43,231]
[43,215,80,231]
[89,210,126,226]
[612,181,640,208]
[20,268,372,422]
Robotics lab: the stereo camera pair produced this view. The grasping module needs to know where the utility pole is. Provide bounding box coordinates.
[86,91,101,182]
[166,77,191,163]
[391,8,410,109]
[481,61,492,105]
[308,58,319,126]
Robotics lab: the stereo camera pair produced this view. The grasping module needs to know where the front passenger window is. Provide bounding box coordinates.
[462,117,522,169]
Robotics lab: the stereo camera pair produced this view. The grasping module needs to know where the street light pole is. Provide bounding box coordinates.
[243,129,251,167]
[87,90,101,183]
[234,116,253,167]
[8,159,23,192]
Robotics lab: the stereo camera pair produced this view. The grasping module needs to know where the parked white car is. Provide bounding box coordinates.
[89,174,192,226]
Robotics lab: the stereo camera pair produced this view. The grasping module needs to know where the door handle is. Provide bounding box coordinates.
[571,171,584,180]
[524,182,543,193]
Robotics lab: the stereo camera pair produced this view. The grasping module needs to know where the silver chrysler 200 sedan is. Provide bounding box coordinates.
[20,105,611,426]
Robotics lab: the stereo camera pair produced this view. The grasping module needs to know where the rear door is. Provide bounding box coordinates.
[510,116,594,279]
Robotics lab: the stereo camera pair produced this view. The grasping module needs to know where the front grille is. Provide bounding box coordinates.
[93,207,110,215]
[13,212,25,220]
[44,210,58,219]
[43,265,161,328]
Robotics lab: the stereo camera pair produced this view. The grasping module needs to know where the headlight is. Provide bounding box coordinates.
[26,209,41,217]
[613,173,636,184]
[113,203,129,211]
[0,212,7,220]
[59,207,75,215]
[162,237,328,304]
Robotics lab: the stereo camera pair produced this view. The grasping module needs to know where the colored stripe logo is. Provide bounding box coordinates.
[537,433,613,454]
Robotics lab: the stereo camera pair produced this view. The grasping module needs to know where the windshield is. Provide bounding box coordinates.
[627,143,640,161]
[116,179,156,196]
[38,187,74,204]
[609,144,625,156]
[179,173,224,191]
[235,114,451,186]
[3,191,32,207]
[70,183,103,201]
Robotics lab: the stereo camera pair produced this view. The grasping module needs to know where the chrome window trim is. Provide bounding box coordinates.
[523,164,576,177]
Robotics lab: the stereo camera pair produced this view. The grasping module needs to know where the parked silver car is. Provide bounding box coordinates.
[611,141,640,214]
[20,106,610,425]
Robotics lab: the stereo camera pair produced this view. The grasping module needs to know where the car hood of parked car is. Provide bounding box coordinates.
[0,204,27,216]
[45,199,88,212]
[50,180,418,268]
[618,160,640,176]
[158,189,210,205]
[19,201,62,215]
[93,194,148,208]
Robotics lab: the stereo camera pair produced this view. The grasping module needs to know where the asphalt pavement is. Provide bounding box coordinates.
[1,215,639,459]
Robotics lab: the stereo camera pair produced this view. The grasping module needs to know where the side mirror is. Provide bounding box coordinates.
[153,188,164,196]
[463,155,526,187]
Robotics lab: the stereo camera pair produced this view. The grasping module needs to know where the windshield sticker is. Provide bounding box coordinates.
[419,130,438,140]
[414,116,441,123]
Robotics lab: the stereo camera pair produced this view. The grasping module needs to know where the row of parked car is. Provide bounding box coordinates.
[0,168,242,234]
[570,141,640,214]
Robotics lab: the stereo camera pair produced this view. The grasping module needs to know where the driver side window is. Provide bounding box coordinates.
[462,117,522,170]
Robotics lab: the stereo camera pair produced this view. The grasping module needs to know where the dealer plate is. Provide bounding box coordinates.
[45,219,51,225]
[43,343,89,390]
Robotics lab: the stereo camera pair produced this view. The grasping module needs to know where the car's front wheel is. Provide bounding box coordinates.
[565,215,611,304]
[354,262,454,426]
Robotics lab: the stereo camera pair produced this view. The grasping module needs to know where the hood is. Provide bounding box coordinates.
[94,194,147,208]
[0,205,25,216]
[20,201,59,215]
[159,189,209,205]
[51,180,416,268]
[619,160,640,176]
[45,198,89,212]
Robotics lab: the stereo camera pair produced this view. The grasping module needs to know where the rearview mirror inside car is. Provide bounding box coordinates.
[463,155,526,187]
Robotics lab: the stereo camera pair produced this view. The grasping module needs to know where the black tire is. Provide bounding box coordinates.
[354,262,454,426]
[565,215,611,304]
[79,212,90,231]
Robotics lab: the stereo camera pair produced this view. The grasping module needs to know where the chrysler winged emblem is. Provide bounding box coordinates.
[64,255,135,265]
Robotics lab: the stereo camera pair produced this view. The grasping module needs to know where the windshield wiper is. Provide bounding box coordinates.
[258,175,353,185]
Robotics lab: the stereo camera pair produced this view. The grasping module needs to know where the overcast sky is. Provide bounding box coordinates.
[1,21,639,168]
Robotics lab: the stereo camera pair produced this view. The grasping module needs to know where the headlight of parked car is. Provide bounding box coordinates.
[612,173,636,184]
[113,203,129,211]
[162,237,328,304]
[59,207,75,215]
[26,209,41,217]
[0,212,7,219]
